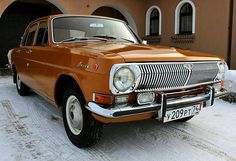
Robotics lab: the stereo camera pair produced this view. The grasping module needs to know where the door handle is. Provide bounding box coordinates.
[26,49,32,54]
[26,63,30,67]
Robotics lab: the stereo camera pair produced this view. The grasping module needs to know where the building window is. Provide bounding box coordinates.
[146,6,162,36]
[150,9,159,35]
[175,0,196,35]
[180,3,192,34]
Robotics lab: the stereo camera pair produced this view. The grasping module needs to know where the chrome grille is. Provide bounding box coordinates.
[187,62,219,85]
[136,62,219,92]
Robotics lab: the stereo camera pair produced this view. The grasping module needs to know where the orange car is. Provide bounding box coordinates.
[9,14,228,148]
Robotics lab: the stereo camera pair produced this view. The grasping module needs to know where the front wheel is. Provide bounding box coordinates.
[62,89,103,148]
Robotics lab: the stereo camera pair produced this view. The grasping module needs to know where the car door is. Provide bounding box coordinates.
[16,23,38,87]
[27,21,52,98]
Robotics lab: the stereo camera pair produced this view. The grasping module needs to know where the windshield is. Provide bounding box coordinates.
[52,16,139,43]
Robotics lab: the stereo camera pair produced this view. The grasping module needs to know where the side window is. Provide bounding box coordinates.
[25,24,38,46]
[36,22,48,46]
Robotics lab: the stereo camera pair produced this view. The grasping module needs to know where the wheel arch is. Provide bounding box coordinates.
[12,64,17,83]
[54,74,85,107]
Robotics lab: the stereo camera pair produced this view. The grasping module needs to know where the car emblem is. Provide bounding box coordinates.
[77,62,89,69]
[184,63,194,70]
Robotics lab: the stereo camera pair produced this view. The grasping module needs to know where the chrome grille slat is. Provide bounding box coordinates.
[148,65,153,89]
[149,65,155,89]
[136,62,219,92]
[165,65,171,88]
[155,65,161,88]
[159,65,166,89]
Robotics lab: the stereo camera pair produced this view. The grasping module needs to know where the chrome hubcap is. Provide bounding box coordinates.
[66,95,83,135]
[16,74,21,90]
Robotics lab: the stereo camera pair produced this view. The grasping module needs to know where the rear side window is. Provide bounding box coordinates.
[36,22,48,46]
[25,24,38,46]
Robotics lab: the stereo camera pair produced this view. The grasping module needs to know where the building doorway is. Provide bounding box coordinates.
[92,6,128,23]
[0,0,62,68]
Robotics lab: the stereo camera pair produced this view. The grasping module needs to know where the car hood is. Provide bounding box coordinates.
[70,42,221,62]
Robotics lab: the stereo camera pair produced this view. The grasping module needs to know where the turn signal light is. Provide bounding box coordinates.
[214,81,225,92]
[93,93,113,104]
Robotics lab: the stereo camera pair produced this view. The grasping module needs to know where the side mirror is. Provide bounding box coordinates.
[142,40,147,45]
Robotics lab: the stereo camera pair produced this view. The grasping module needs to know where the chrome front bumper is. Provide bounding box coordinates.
[85,88,228,119]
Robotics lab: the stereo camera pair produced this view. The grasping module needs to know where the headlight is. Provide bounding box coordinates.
[215,61,228,81]
[113,67,135,92]
[110,64,141,94]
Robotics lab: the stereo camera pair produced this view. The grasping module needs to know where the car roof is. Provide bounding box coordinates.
[29,14,127,25]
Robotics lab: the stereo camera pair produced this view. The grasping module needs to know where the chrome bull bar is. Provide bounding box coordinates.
[85,88,228,119]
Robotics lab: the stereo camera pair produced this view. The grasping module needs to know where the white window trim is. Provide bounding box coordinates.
[146,5,162,36]
[175,0,196,34]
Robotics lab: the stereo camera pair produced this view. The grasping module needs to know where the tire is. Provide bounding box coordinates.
[16,72,29,96]
[175,116,194,122]
[62,89,103,148]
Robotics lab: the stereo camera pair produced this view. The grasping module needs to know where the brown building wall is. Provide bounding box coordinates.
[146,0,230,61]
[231,0,236,69]
[0,0,235,69]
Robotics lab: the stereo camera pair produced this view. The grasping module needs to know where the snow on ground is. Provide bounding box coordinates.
[0,76,236,161]
[225,70,236,93]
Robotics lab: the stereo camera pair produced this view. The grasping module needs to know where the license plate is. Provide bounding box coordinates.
[163,104,201,123]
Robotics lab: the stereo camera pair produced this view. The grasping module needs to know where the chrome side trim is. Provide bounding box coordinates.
[85,89,228,119]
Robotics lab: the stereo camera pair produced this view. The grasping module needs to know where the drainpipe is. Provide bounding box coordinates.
[227,0,234,69]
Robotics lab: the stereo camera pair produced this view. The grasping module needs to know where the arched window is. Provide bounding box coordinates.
[146,6,162,36]
[150,9,159,35]
[175,0,196,34]
[179,3,193,34]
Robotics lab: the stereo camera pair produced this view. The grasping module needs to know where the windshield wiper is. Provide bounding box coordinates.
[60,37,107,43]
[93,35,117,40]
[93,35,135,43]
[118,38,135,43]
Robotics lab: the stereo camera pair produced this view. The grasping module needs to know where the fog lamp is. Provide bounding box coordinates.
[115,95,129,104]
[137,92,155,105]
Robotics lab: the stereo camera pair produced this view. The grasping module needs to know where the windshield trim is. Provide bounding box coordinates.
[50,16,140,44]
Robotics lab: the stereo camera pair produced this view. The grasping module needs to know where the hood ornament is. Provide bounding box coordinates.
[184,63,194,70]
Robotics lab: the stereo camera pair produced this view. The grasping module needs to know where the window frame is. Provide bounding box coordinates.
[146,5,162,36]
[35,21,49,46]
[51,16,140,44]
[175,0,196,35]
[23,23,39,46]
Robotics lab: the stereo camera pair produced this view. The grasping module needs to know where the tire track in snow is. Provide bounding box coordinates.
[165,123,236,161]
[0,100,43,160]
